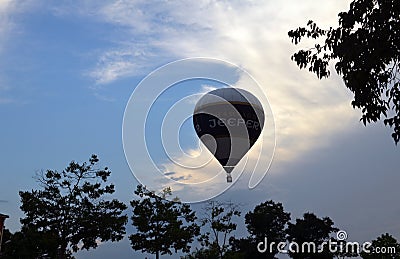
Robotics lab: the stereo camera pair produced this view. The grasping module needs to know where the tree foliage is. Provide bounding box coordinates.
[286,212,338,259]
[183,246,221,259]
[19,155,128,258]
[245,200,291,242]
[360,233,400,259]
[130,185,199,259]
[229,200,290,259]
[334,240,359,259]
[288,0,400,143]
[196,200,241,259]
[233,200,291,259]
[1,226,60,259]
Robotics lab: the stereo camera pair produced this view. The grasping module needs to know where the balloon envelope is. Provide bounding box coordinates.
[193,88,264,180]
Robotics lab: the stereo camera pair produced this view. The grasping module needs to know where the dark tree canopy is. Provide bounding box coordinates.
[130,185,199,259]
[286,212,338,259]
[19,155,128,258]
[196,200,241,259]
[1,226,60,259]
[288,0,400,143]
[245,200,291,241]
[360,233,400,259]
[230,200,291,259]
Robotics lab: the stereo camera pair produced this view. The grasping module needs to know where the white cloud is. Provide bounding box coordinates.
[89,49,142,85]
[0,0,15,50]
[0,0,39,51]
[84,0,359,180]
[184,84,218,104]
[87,1,350,76]
[0,0,41,104]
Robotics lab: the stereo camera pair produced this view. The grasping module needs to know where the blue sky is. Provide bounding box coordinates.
[1,0,399,258]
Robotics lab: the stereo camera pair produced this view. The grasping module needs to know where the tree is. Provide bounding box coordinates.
[286,212,338,259]
[130,185,200,259]
[334,239,359,259]
[196,200,241,259]
[288,0,400,143]
[230,200,291,259]
[0,228,13,258]
[360,233,400,259]
[19,155,128,258]
[183,247,221,259]
[1,226,60,259]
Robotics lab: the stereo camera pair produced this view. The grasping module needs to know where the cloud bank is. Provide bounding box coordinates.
[78,0,362,196]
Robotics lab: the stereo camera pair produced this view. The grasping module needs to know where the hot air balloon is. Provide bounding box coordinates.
[193,88,264,183]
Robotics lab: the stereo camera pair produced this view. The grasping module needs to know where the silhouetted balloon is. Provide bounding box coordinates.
[193,88,264,183]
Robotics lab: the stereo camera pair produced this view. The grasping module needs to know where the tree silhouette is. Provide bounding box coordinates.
[286,212,338,259]
[130,185,199,259]
[1,226,60,258]
[19,155,127,258]
[334,240,359,259]
[288,0,400,143]
[194,201,241,259]
[360,233,400,259]
[230,200,291,259]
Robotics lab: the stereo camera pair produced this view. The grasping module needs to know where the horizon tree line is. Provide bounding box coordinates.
[0,155,399,259]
